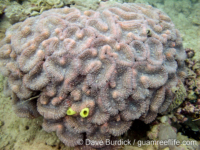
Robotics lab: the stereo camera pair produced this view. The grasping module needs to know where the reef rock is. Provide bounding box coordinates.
[4,2,28,24]
[0,2,187,149]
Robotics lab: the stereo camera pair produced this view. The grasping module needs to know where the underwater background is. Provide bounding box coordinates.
[0,0,199,150]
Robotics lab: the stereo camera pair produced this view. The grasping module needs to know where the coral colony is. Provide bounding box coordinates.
[0,2,187,149]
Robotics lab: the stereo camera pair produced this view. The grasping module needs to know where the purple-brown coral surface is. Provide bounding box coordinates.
[0,2,187,149]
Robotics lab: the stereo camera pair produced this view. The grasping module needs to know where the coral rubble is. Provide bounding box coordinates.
[147,116,200,150]
[2,0,100,25]
[171,48,200,133]
[0,2,187,149]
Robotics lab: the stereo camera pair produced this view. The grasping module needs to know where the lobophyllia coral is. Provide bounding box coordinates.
[0,2,187,149]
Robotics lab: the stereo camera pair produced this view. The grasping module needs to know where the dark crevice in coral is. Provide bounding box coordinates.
[122,120,150,142]
[51,145,56,147]
[82,132,87,145]
[39,125,42,130]
[25,126,29,130]
[66,1,75,8]
[177,123,200,140]
[58,145,61,150]
[10,0,23,5]
[66,4,71,8]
